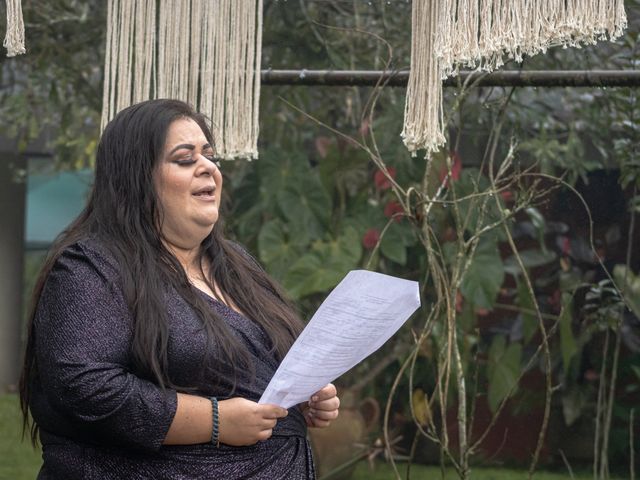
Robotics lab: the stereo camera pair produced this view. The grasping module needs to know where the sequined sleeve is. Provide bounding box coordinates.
[33,242,178,451]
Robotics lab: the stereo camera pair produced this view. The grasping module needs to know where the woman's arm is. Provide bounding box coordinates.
[163,394,288,446]
[34,245,177,451]
[35,244,288,450]
[32,245,177,450]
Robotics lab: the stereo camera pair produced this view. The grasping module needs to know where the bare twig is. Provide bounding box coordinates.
[600,185,637,480]
[594,329,610,480]
[559,450,576,480]
[631,409,636,480]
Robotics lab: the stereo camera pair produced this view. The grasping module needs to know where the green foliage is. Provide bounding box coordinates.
[0,0,105,169]
[0,395,41,480]
[613,264,640,319]
[558,293,577,376]
[230,138,421,300]
[516,280,538,344]
[451,168,505,239]
[503,249,557,276]
[351,462,621,480]
[487,335,522,413]
[379,222,415,266]
[6,1,640,474]
[561,385,589,427]
[283,226,362,298]
[584,279,627,331]
[459,239,504,310]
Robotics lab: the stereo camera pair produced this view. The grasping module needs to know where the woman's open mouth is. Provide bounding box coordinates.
[192,187,216,200]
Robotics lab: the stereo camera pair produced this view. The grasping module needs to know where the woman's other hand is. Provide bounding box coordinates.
[302,383,340,428]
[218,398,288,446]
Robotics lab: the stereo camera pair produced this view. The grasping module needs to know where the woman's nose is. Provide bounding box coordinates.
[195,154,217,175]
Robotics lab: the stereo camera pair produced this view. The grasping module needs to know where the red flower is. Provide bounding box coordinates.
[500,190,514,202]
[438,151,462,186]
[584,369,599,382]
[455,291,464,313]
[359,118,370,137]
[442,226,456,242]
[561,236,571,256]
[374,167,396,190]
[548,289,561,310]
[384,201,404,222]
[362,228,381,249]
[315,136,332,159]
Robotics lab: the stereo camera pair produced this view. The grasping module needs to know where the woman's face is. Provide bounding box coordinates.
[154,117,223,249]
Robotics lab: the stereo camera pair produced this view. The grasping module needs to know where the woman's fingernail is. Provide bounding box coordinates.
[312,396,318,402]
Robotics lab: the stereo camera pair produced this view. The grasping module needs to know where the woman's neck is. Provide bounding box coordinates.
[163,240,202,275]
[165,238,244,315]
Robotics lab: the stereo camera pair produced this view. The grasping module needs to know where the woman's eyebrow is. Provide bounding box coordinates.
[169,143,195,155]
[168,143,213,155]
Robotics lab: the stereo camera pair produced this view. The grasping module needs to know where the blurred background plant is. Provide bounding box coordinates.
[1,0,639,479]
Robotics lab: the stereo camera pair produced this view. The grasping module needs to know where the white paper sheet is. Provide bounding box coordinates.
[259,270,421,408]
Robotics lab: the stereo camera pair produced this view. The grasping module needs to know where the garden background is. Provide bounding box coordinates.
[0,1,639,479]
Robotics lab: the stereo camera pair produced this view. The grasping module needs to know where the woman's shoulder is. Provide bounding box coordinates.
[37,236,126,313]
[54,235,122,282]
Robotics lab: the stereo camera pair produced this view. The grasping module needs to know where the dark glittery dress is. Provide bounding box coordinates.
[29,238,315,480]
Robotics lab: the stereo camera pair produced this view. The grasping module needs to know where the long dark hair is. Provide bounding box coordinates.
[19,99,303,444]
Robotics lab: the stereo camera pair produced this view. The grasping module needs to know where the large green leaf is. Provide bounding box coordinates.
[333,225,363,262]
[299,173,333,227]
[317,142,370,201]
[562,386,587,426]
[453,168,505,238]
[380,222,407,265]
[504,249,557,277]
[282,254,331,299]
[460,239,504,309]
[516,281,538,344]
[257,219,301,280]
[277,189,316,247]
[613,264,640,319]
[282,227,362,299]
[379,220,417,266]
[559,293,577,376]
[256,149,310,194]
[277,173,332,243]
[487,335,522,413]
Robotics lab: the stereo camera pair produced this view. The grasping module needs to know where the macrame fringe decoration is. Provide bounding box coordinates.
[403,0,627,156]
[401,0,446,156]
[3,0,26,57]
[101,0,263,160]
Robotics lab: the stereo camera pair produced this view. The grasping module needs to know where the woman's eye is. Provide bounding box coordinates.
[175,158,195,166]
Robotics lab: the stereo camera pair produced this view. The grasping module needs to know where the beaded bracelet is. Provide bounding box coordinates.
[210,397,220,447]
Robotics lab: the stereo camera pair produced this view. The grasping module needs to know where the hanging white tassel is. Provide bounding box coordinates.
[101,0,262,160]
[401,0,446,156]
[404,0,628,156]
[3,0,26,57]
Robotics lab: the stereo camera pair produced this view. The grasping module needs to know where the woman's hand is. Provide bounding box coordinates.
[218,397,288,446]
[301,383,340,428]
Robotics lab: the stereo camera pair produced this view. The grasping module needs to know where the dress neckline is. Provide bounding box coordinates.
[195,287,246,319]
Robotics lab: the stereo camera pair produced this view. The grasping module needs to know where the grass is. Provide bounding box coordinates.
[0,394,624,480]
[0,394,41,480]
[351,462,610,479]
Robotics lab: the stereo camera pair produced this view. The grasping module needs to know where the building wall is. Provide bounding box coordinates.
[0,155,26,390]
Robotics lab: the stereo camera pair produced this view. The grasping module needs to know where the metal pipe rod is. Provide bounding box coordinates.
[260,69,640,87]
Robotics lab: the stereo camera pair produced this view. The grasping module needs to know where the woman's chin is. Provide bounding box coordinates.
[194,216,218,234]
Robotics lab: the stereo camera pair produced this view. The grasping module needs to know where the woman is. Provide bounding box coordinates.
[19,99,339,479]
